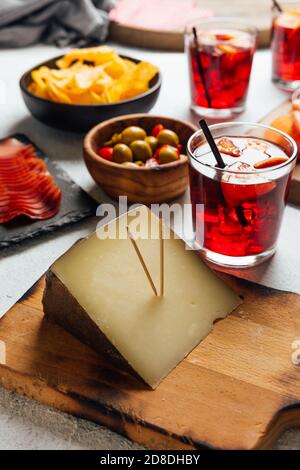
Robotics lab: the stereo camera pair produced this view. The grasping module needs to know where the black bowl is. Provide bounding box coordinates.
[20,54,162,133]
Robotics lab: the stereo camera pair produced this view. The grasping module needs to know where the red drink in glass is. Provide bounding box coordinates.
[291,87,300,147]
[185,19,256,119]
[272,4,300,90]
[187,123,298,268]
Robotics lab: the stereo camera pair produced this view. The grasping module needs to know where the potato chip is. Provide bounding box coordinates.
[47,82,72,104]
[131,62,158,84]
[56,46,117,68]
[28,46,159,105]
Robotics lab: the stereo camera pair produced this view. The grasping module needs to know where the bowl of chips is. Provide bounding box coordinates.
[20,46,161,132]
[83,114,198,204]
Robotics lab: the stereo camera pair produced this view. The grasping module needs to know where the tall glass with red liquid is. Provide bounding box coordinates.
[187,123,298,268]
[185,19,256,119]
[272,2,300,90]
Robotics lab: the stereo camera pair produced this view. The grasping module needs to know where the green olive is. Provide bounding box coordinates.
[157,129,179,147]
[158,145,179,164]
[113,143,133,163]
[104,132,121,146]
[121,126,147,145]
[144,136,158,152]
[130,140,152,162]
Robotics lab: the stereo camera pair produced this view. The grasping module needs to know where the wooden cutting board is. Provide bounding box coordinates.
[109,0,271,51]
[0,275,299,450]
[260,100,300,207]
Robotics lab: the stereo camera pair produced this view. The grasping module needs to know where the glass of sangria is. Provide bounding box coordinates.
[292,87,300,144]
[187,122,298,268]
[272,2,300,91]
[185,18,257,119]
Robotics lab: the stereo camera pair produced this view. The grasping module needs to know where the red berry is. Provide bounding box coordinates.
[153,148,160,160]
[97,146,114,161]
[151,124,165,137]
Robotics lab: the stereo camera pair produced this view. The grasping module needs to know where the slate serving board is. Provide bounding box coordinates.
[0,134,97,248]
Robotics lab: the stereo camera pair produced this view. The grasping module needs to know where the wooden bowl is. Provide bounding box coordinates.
[83,114,197,204]
[20,55,161,133]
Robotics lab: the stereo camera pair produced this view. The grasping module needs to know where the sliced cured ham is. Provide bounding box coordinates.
[109,0,212,31]
[0,138,61,224]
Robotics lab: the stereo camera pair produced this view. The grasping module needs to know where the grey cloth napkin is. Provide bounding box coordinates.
[0,0,116,48]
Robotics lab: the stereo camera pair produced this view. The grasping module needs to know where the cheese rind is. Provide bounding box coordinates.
[44,206,241,388]
[43,271,132,369]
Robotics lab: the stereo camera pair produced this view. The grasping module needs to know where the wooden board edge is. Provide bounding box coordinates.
[254,404,300,449]
[109,22,184,51]
[258,99,290,125]
[0,365,196,451]
[10,275,300,450]
[4,278,300,449]
[2,359,300,450]
[109,21,270,52]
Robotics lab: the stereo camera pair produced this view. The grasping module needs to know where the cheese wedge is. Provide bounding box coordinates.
[43,206,241,388]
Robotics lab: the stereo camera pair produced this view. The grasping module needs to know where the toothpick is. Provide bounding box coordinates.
[159,216,164,297]
[272,0,283,13]
[127,226,158,297]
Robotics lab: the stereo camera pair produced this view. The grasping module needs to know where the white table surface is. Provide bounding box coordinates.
[0,44,299,449]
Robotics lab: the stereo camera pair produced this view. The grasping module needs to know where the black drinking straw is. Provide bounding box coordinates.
[192,27,212,108]
[199,119,249,227]
[199,120,225,168]
[272,0,283,12]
